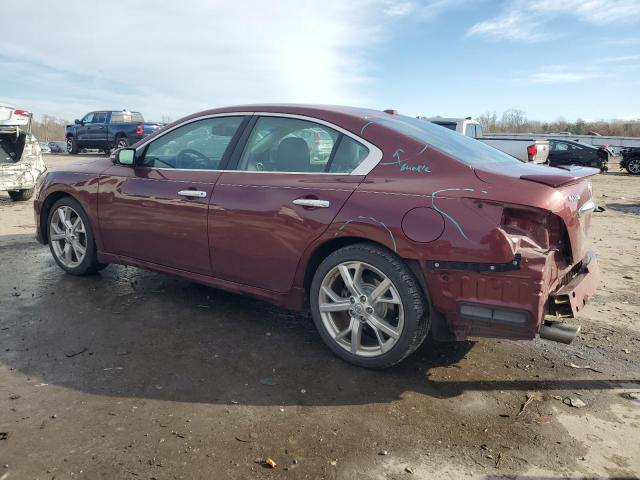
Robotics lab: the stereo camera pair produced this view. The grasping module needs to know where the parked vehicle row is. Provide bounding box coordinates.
[488,131,640,155]
[548,139,610,172]
[423,117,551,164]
[34,105,599,368]
[0,104,46,201]
[620,147,640,175]
[65,110,162,154]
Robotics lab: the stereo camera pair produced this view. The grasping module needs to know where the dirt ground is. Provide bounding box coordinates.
[1,154,639,480]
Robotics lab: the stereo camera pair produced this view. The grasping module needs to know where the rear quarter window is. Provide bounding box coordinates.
[374,115,519,166]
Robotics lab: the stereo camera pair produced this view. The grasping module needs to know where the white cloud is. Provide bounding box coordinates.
[530,71,605,83]
[598,54,640,63]
[467,0,640,41]
[1,0,453,121]
[525,64,608,84]
[466,10,548,42]
[616,114,640,121]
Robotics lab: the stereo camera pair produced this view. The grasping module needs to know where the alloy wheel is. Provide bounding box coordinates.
[629,159,640,174]
[318,261,404,357]
[66,138,73,153]
[49,206,87,268]
[117,138,128,149]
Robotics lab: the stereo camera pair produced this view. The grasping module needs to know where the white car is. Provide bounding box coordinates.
[424,116,550,164]
[0,104,46,201]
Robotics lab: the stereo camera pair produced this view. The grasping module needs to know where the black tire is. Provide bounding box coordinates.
[310,242,430,368]
[47,196,107,275]
[115,136,129,149]
[8,188,34,201]
[626,157,640,175]
[66,136,78,154]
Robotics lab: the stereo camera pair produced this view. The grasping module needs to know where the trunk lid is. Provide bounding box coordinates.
[0,105,13,122]
[475,162,599,188]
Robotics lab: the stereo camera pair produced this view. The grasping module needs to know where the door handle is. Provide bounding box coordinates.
[292,198,330,208]
[178,190,207,198]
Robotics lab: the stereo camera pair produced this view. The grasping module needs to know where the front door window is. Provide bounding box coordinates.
[140,116,246,170]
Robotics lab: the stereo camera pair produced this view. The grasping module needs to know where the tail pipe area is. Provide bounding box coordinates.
[539,321,581,344]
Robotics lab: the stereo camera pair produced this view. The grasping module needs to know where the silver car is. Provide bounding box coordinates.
[0,104,46,201]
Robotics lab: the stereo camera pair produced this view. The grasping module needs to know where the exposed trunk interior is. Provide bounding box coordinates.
[0,131,26,164]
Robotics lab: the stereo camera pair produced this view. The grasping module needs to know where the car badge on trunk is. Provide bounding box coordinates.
[568,193,581,202]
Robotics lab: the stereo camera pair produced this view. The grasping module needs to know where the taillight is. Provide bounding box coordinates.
[14,109,30,117]
[527,144,537,160]
[502,206,550,250]
[135,124,144,136]
[501,206,569,257]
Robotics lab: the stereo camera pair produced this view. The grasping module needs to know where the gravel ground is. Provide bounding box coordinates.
[1,154,639,479]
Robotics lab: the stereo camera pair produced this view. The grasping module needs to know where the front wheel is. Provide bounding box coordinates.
[8,189,34,201]
[626,157,640,175]
[310,243,430,368]
[47,197,107,275]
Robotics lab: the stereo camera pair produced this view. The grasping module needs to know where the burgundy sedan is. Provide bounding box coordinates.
[34,105,599,368]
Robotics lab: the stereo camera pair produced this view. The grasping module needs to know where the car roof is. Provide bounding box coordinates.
[182,104,391,123]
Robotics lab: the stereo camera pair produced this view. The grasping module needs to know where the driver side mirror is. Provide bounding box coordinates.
[113,148,136,166]
[75,119,82,125]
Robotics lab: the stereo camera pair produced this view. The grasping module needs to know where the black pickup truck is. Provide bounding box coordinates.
[620,147,640,175]
[66,110,162,154]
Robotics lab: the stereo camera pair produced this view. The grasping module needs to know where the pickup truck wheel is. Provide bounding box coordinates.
[8,189,34,201]
[47,197,107,275]
[626,157,640,175]
[66,136,78,154]
[116,136,129,149]
[310,243,430,368]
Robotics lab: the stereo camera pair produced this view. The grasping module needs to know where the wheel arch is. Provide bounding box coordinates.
[301,236,429,304]
[40,191,77,244]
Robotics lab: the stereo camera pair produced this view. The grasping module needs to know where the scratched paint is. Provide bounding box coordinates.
[334,215,397,252]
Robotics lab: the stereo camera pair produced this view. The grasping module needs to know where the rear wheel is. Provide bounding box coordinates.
[66,136,78,154]
[115,136,129,149]
[47,197,107,275]
[7,189,34,201]
[626,157,640,175]
[310,243,430,368]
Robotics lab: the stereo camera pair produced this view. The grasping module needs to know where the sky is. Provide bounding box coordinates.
[1,0,639,123]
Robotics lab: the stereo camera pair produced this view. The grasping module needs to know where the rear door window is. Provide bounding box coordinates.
[236,117,339,172]
[235,116,370,174]
[328,136,370,173]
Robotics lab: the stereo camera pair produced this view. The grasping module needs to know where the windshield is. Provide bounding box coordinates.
[374,115,520,166]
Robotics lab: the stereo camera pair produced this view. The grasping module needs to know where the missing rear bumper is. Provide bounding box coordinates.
[549,253,599,318]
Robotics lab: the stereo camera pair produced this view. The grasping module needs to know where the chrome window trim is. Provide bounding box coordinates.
[134,111,383,176]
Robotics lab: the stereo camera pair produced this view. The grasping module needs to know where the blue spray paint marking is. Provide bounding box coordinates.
[360,121,374,135]
[380,148,405,166]
[381,148,430,173]
[431,188,479,241]
[334,216,397,252]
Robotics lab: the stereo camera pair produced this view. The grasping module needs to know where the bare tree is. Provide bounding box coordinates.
[500,109,527,133]
[31,115,69,141]
[477,111,498,133]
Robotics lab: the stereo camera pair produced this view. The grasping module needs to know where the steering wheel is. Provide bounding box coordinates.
[176,149,210,169]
